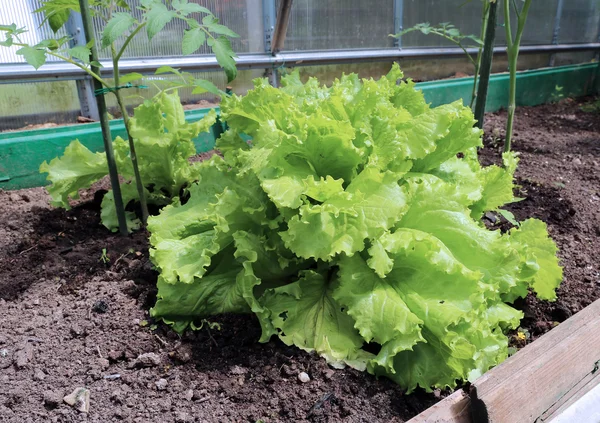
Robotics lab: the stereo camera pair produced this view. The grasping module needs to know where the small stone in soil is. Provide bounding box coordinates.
[92,300,109,314]
[298,372,310,383]
[170,344,193,364]
[14,343,33,369]
[155,378,168,390]
[132,352,161,368]
[324,369,335,380]
[33,368,46,381]
[230,365,248,375]
[184,389,194,401]
[63,387,90,413]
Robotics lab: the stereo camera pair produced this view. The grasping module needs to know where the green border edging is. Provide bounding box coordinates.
[417,62,599,110]
[0,63,598,190]
[0,109,219,190]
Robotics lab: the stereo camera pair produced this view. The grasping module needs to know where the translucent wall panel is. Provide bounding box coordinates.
[401,0,484,48]
[402,0,557,48]
[559,0,600,43]
[103,69,261,113]
[0,0,68,63]
[94,0,251,58]
[280,0,395,50]
[498,0,558,46]
[0,81,80,131]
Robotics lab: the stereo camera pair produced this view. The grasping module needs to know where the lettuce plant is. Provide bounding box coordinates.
[40,91,216,232]
[148,64,562,392]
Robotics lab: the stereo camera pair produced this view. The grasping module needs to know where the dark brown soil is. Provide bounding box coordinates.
[1,97,598,422]
[479,96,600,343]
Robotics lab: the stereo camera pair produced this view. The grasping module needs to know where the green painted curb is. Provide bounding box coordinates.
[417,62,599,110]
[1,63,598,191]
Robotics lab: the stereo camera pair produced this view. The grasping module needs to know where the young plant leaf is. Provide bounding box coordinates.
[48,9,71,33]
[172,0,212,16]
[68,45,91,63]
[182,27,206,55]
[16,46,47,69]
[34,0,80,33]
[207,36,237,82]
[192,79,222,96]
[119,72,144,84]
[102,12,136,48]
[145,3,177,41]
[204,20,240,38]
[155,65,181,76]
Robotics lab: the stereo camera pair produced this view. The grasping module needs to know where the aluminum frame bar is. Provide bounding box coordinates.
[1,43,599,85]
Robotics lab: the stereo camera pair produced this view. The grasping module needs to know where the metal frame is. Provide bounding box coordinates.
[548,0,565,67]
[65,13,99,120]
[0,43,598,85]
[393,0,404,48]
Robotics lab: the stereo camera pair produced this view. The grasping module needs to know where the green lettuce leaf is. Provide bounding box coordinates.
[39,140,109,208]
[147,64,562,393]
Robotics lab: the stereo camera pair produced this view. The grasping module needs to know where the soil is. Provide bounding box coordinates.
[1,96,599,422]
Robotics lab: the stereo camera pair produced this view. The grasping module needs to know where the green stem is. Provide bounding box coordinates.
[78,0,128,235]
[428,30,477,66]
[474,1,498,128]
[115,23,146,62]
[504,0,532,153]
[111,44,149,225]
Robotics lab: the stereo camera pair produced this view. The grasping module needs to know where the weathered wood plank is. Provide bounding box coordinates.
[407,389,472,423]
[470,298,600,423]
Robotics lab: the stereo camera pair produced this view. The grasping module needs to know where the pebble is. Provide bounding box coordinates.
[184,389,194,401]
[572,157,582,165]
[171,344,193,363]
[63,387,90,413]
[98,358,110,370]
[155,378,168,391]
[230,365,248,375]
[324,369,335,380]
[15,343,34,369]
[33,368,46,381]
[175,411,193,422]
[298,372,310,383]
[132,352,161,368]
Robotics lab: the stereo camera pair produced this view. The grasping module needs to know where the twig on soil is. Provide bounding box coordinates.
[197,396,211,403]
[18,245,36,255]
[97,345,104,359]
[205,326,218,348]
[154,334,169,348]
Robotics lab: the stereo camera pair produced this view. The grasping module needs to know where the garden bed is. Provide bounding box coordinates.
[0,96,598,422]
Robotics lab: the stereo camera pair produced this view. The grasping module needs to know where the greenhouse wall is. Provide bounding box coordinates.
[0,0,599,130]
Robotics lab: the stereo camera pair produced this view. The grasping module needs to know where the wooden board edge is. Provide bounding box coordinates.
[407,389,472,423]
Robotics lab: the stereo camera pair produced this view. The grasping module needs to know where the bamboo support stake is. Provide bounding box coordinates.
[78,0,128,235]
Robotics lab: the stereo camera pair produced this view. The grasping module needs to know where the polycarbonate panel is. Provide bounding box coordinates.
[559,0,600,43]
[103,69,262,112]
[280,0,395,51]
[0,81,80,131]
[0,0,69,63]
[401,0,485,48]
[402,0,557,48]
[497,0,557,46]
[94,0,251,59]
